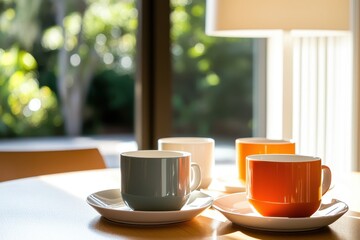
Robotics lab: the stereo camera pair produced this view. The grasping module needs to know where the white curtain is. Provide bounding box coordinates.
[266,32,354,181]
[292,35,353,177]
[264,1,359,178]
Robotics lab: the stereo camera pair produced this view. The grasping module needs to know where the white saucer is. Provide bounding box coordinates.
[213,192,348,232]
[87,189,213,225]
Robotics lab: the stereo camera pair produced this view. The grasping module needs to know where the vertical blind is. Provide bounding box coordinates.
[292,35,352,177]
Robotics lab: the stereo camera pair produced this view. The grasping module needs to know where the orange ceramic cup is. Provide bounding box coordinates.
[246,154,332,218]
[236,138,295,185]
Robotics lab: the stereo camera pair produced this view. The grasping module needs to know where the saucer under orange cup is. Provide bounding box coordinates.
[246,154,332,218]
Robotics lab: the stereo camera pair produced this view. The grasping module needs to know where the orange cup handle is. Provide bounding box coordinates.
[321,165,332,195]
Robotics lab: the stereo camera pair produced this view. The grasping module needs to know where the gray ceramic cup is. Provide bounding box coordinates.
[120,150,202,211]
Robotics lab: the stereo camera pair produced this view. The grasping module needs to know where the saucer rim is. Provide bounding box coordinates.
[87,189,213,213]
[86,189,213,225]
[212,192,349,232]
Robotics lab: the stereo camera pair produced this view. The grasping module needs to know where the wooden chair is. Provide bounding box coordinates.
[0,148,106,182]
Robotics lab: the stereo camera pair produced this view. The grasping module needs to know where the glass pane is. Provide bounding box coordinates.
[0,0,138,167]
[170,0,255,164]
[0,0,137,138]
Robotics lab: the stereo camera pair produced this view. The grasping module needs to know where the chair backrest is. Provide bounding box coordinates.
[0,148,106,182]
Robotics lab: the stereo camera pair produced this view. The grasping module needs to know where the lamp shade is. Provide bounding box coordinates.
[206,0,350,37]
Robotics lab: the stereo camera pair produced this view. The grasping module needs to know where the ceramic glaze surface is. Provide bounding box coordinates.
[236,138,295,185]
[246,154,331,217]
[120,150,201,211]
[158,137,214,189]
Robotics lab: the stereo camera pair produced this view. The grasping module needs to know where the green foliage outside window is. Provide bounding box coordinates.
[0,0,136,137]
[171,0,253,138]
[0,47,62,137]
[0,0,253,139]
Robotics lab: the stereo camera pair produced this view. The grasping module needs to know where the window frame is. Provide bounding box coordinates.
[135,0,172,149]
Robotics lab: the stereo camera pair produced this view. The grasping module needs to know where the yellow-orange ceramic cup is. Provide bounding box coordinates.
[246,154,332,218]
[236,138,295,185]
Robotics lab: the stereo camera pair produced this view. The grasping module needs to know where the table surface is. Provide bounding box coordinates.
[1,168,360,240]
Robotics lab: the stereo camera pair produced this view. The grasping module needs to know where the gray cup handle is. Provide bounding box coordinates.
[190,162,202,191]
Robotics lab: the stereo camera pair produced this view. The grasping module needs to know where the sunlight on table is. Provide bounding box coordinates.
[39,169,119,200]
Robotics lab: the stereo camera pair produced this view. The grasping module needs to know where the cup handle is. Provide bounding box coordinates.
[321,165,332,195]
[190,162,202,191]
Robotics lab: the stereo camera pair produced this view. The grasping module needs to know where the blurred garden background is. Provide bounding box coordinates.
[0,0,254,142]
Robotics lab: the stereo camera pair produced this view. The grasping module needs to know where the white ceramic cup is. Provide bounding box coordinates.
[158,137,214,189]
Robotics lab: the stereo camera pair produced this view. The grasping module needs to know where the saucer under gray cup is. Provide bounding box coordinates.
[120,150,202,211]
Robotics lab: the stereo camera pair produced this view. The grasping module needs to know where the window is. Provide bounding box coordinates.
[0,0,138,167]
[136,0,359,175]
[0,0,137,138]
[170,0,265,164]
[2,0,358,175]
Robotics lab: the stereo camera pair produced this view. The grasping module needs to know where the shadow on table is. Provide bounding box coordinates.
[220,212,360,240]
[89,215,234,239]
[220,225,339,240]
[89,211,360,240]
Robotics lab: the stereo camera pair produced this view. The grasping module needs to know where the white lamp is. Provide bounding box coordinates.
[206,0,350,37]
[205,0,350,139]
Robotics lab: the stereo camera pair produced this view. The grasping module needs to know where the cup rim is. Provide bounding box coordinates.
[121,150,190,158]
[236,137,294,144]
[158,137,214,144]
[246,154,320,162]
